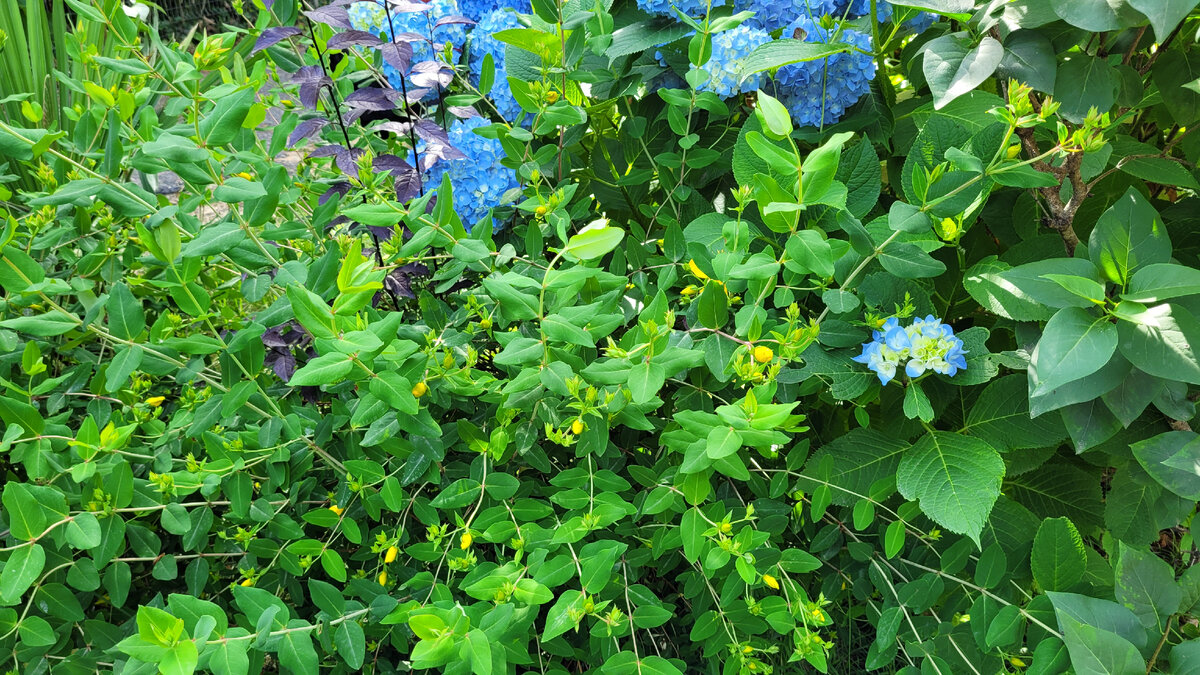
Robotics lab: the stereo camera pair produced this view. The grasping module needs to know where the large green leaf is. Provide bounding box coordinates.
[964,374,1067,451]
[1131,430,1200,499]
[1030,307,1118,396]
[1115,543,1182,631]
[1088,187,1171,286]
[922,35,1004,109]
[1031,517,1086,592]
[1116,302,1200,385]
[1127,0,1200,42]
[896,432,1005,545]
[1054,55,1119,124]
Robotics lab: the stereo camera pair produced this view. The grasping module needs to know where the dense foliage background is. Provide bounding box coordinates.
[4,0,1200,673]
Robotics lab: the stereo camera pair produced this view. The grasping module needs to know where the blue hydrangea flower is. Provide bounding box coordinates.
[692,25,772,98]
[772,15,874,127]
[734,0,836,30]
[831,0,936,31]
[853,315,967,385]
[348,0,468,94]
[459,0,530,22]
[425,116,520,231]
[468,9,524,121]
[637,0,726,18]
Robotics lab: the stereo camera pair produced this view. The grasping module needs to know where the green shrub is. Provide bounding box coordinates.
[3,0,1200,673]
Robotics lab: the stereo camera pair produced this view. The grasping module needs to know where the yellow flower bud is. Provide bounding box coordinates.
[687,259,709,281]
[752,345,773,364]
[1009,657,1026,668]
[762,574,780,590]
[571,419,584,435]
[545,90,559,103]
[479,318,492,330]
[412,381,428,398]
[378,570,388,586]
[329,505,343,515]
[680,285,698,297]
[384,546,398,563]
[720,522,732,534]
[535,205,549,217]
[460,532,473,549]
[240,578,254,587]
[1007,144,1021,160]
[234,172,253,180]
[742,645,754,654]
[145,396,165,407]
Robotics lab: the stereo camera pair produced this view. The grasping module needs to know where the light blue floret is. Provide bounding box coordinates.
[772,15,874,127]
[733,0,837,30]
[637,0,726,18]
[468,9,524,121]
[853,315,967,385]
[426,117,520,232]
[691,25,772,98]
[459,0,531,22]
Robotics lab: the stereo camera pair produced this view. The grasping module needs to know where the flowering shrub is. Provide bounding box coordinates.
[4,0,1200,674]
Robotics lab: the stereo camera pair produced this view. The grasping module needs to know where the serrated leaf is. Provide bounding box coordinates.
[897,432,1005,545]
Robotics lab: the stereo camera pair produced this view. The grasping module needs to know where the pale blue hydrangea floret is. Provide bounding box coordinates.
[426,117,519,231]
[773,15,874,127]
[734,0,837,30]
[832,0,936,31]
[459,0,530,22]
[469,9,524,121]
[853,316,967,385]
[348,0,467,93]
[637,0,726,18]
[693,25,772,98]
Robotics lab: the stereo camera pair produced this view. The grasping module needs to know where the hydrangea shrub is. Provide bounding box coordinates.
[3,0,1200,674]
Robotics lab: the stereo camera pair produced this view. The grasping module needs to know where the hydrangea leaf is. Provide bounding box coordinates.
[897,431,1004,546]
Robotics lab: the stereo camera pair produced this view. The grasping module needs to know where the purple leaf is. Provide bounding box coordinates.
[335,147,367,174]
[345,87,403,111]
[309,145,341,158]
[326,30,384,50]
[288,117,330,147]
[392,31,428,44]
[380,42,413,76]
[447,106,481,119]
[304,6,352,29]
[320,182,353,205]
[384,0,432,13]
[435,15,476,28]
[341,108,367,125]
[271,351,297,382]
[409,61,454,89]
[252,26,302,54]
[414,119,448,143]
[395,167,423,201]
[299,82,325,110]
[374,154,414,174]
[384,263,431,299]
[291,65,327,84]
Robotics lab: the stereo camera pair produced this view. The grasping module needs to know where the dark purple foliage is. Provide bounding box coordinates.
[288,117,330,147]
[304,5,353,30]
[320,182,353,206]
[326,30,384,50]
[380,42,413,76]
[409,61,454,89]
[252,27,302,54]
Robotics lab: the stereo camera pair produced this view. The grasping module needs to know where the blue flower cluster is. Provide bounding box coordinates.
[468,9,523,121]
[348,0,467,93]
[637,0,726,18]
[693,25,772,98]
[832,0,936,31]
[853,316,968,386]
[734,0,835,30]
[773,15,874,127]
[426,116,519,232]
[458,0,530,22]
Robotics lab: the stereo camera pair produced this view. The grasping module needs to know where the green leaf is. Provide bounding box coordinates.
[1031,517,1086,592]
[181,221,246,258]
[997,30,1057,93]
[1170,639,1200,675]
[335,620,366,669]
[922,35,1004,109]
[784,230,835,278]
[1055,55,1120,124]
[564,225,624,261]
[705,426,742,460]
[1116,302,1200,385]
[739,40,850,77]
[1153,48,1200,126]
[288,353,354,387]
[696,281,728,329]
[65,513,103,550]
[1127,0,1199,42]
[1115,542,1183,631]
[0,245,45,293]
[1030,307,1118,396]
[107,282,145,341]
[286,285,336,340]
[1055,610,1146,675]
[878,242,946,279]
[628,361,665,404]
[276,622,319,675]
[965,375,1067,450]
[1051,0,1143,31]
[2,483,46,541]
[0,544,46,603]
[1123,263,1200,303]
[213,177,267,203]
[369,372,417,414]
[1089,188,1171,286]
[1131,431,1200,499]
[200,88,254,146]
[207,631,251,675]
[578,540,628,593]
[896,432,1005,546]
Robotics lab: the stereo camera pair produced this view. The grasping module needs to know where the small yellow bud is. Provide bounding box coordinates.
[460,532,473,549]
[545,90,559,103]
[571,419,584,435]
[680,285,698,297]
[412,381,428,398]
[535,205,549,217]
[240,578,254,587]
[479,318,492,330]
[1007,144,1021,160]
[687,259,709,281]
[742,645,754,654]
[234,172,253,180]
[329,505,344,515]
[1009,657,1026,668]
[752,345,773,364]
[384,546,398,563]
[145,396,165,407]
[762,574,779,590]
[720,522,732,534]
[378,570,387,586]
